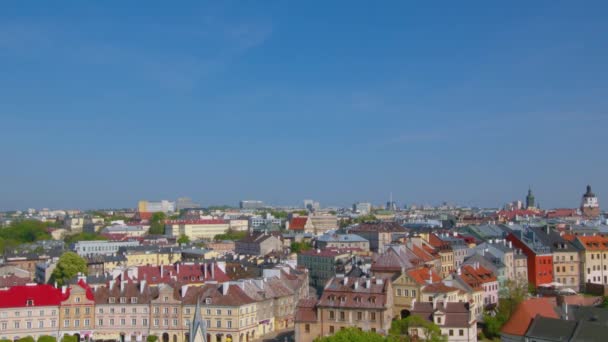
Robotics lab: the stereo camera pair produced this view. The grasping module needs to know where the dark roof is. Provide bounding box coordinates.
[411,301,473,328]
[350,222,409,233]
[570,320,608,342]
[525,316,577,341]
[295,299,317,323]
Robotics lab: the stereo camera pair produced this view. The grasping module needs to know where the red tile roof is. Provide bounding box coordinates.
[136,263,230,284]
[0,275,30,287]
[289,217,309,230]
[546,209,579,219]
[501,298,558,336]
[63,279,95,301]
[295,299,318,323]
[459,265,497,290]
[0,284,64,308]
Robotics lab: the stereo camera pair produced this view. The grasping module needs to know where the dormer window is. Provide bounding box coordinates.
[26,300,34,306]
[205,298,212,304]
[120,297,127,304]
[163,296,169,302]
[109,298,115,304]
[369,297,376,304]
[131,297,137,304]
[340,296,346,302]
[354,296,361,303]
[75,297,81,303]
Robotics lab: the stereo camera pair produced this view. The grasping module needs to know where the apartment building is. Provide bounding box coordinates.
[295,276,393,342]
[165,219,230,240]
[297,249,353,290]
[73,240,140,257]
[573,235,608,287]
[315,234,370,252]
[150,284,183,342]
[507,230,554,287]
[409,301,477,342]
[392,267,442,318]
[122,246,182,267]
[530,226,581,290]
[234,232,282,256]
[0,284,61,340]
[93,280,153,341]
[349,222,409,252]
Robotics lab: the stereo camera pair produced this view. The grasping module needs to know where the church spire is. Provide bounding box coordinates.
[190,298,207,342]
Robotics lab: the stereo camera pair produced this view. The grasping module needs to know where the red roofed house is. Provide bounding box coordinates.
[392,266,442,319]
[136,262,230,285]
[287,216,314,233]
[0,284,64,340]
[500,297,559,342]
[59,279,96,340]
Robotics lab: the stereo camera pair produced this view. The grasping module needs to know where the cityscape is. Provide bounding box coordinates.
[2,2,608,342]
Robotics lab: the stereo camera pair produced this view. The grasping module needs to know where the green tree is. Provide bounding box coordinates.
[483,279,530,339]
[16,337,35,342]
[64,232,108,244]
[214,229,247,241]
[177,234,190,244]
[290,241,312,253]
[60,335,77,342]
[149,212,167,235]
[51,252,88,286]
[398,315,446,342]
[146,336,158,342]
[314,327,386,342]
[37,336,57,342]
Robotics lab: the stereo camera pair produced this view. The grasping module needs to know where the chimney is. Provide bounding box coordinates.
[427,268,433,284]
[177,263,180,274]
[140,280,146,294]
[365,279,371,288]
[432,296,439,309]
[204,263,208,279]
[343,277,348,285]
[509,241,513,249]
[222,282,229,295]
[353,281,358,290]
[160,265,164,277]
[109,280,115,291]
[457,268,461,276]
[211,263,215,279]
[61,285,67,294]
[120,280,126,292]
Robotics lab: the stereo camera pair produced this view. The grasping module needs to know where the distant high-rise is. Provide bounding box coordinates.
[304,199,320,212]
[353,202,372,215]
[176,197,201,211]
[239,200,265,210]
[138,200,175,213]
[581,185,600,218]
[525,188,536,210]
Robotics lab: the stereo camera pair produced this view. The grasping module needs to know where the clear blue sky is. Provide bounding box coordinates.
[1,1,607,210]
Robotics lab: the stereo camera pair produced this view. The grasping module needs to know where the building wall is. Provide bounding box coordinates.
[0,306,60,340]
[59,286,96,339]
[552,251,580,290]
[181,302,257,342]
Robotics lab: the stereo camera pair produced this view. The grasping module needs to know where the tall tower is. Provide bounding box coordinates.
[581,185,600,218]
[526,187,536,210]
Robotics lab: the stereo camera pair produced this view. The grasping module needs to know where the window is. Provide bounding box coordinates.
[459,330,464,336]
[98,319,103,326]
[51,320,56,328]
[154,319,159,327]
[397,289,402,296]
[75,308,80,315]
[339,311,345,321]
[216,320,221,328]
[99,308,104,314]
[173,307,178,314]
[64,320,69,328]
[120,297,127,303]
[75,297,81,303]
[131,297,138,304]
[109,297,115,304]
[305,324,310,333]
[329,326,334,334]
[437,317,442,324]
[329,311,335,320]
[370,312,376,321]
[26,299,34,306]
[154,307,160,314]
[110,319,114,326]
[38,321,43,328]
[216,309,221,315]
[85,307,90,314]
[64,308,69,315]
[120,318,125,326]
[449,330,453,336]
[357,312,362,321]
[227,320,232,328]
[14,322,19,329]
[173,319,178,326]
[143,319,148,326]
[227,309,232,315]
[164,296,169,302]
[1,322,6,330]
[26,322,32,329]
[164,319,169,326]
[206,309,211,315]
[39,310,44,316]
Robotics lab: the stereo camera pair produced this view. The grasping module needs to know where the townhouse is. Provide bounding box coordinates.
[530,226,581,290]
[59,280,96,340]
[572,235,608,287]
[409,300,477,342]
[349,222,409,252]
[507,230,554,287]
[392,267,441,319]
[149,284,182,342]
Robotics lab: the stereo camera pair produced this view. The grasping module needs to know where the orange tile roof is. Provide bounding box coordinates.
[411,245,436,262]
[501,298,558,336]
[576,236,608,251]
[289,217,309,230]
[406,267,441,285]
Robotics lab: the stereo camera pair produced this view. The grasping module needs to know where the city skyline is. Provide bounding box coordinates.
[2,1,607,210]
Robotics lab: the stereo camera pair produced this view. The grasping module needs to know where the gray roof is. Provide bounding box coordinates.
[317,234,368,243]
[525,316,577,341]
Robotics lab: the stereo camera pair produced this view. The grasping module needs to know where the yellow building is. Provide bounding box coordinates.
[391,267,442,319]
[124,247,182,267]
[59,281,96,340]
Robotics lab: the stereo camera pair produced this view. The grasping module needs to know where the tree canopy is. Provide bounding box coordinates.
[64,232,107,244]
[16,337,35,342]
[37,336,57,342]
[0,220,52,253]
[51,252,88,286]
[391,315,446,342]
[148,212,166,235]
[290,241,312,254]
[483,279,530,339]
[214,229,247,241]
[60,335,77,342]
[313,328,386,342]
[177,234,190,244]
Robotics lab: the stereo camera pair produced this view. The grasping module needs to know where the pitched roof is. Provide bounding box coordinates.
[295,299,317,323]
[576,236,608,251]
[289,217,309,230]
[136,263,230,284]
[411,301,474,328]
[422,282,461,293]
[524,316,578,341]
[501,298,559,336]
[350,222,409,233]
[317,277,389,310]
[0,284,64,308]
[406,267,441,285]
[181,283,255,307]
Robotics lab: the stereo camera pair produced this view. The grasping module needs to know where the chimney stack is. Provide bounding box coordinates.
[140,280,146,294]
[222,282,229,295]
[181,285,189,298]
[61,285,67,294]
[365,279,371,288]
[204,263,208,279]
[211,263,215,279]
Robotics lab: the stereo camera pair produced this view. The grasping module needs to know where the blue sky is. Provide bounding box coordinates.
[1,1,607,210]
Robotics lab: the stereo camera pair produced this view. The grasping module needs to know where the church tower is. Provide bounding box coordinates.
[526,187,536,210]
[581,185,600,218]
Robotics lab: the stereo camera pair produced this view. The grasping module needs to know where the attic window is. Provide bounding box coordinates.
[340,296,346,302]
[120,297,127,303]
[369,297,376,303]
[131,297,137,304]
[205,298,212,304]
[354,297,361,303]
[26,300,34,306]
[109,298,115,304]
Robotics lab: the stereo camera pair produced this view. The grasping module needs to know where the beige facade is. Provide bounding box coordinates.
[165,220,231,240]
[150,284,183,342]
[59,283,96,340]
[124,250,182,267]
[553,250,580,290]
